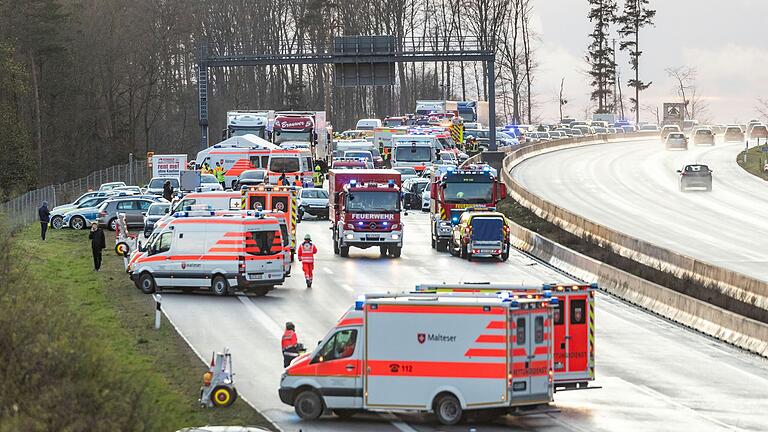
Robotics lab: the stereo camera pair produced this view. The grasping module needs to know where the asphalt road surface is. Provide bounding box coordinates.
[511,138,768,282]
[161,209,768,431]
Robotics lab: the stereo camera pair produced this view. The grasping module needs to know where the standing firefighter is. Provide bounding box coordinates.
[313,164,323,188]
[297,234,317,288]
[281,322,299,367]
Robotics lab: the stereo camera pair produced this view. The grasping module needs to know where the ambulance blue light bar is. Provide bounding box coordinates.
[354,295,366,310]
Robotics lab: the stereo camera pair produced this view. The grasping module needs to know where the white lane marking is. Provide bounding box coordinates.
[323,267,334,274]
[400,254,409,259]
[379,413,420,432]
[237,295,283,340]
[341,283,353,292]
[545,412,593,432]
[418,266,430,274]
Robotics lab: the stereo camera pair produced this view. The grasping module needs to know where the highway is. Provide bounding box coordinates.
[511,138,768,283]
[161,209,768,432]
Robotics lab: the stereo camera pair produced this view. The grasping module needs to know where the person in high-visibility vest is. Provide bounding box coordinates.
[313,165,323,188]
[297,234,318,288]
[281,322,299,367]
[214,162,225,187]
[293,176,303,187]
[277,173,287,186]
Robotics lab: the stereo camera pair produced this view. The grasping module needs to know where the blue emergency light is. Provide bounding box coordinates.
[451,216,459,223]
[388,179,395,187]
[382,221,389,226]
[550,297,559,306]
[543,289,552,299]
[354,295,366,310]
[350,179,357,186]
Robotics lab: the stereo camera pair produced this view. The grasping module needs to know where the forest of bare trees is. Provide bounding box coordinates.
[0,0,538,198]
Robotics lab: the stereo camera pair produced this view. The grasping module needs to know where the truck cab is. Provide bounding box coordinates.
[223,111,269,140]
[391,135,440,173]
[329,170,403,258]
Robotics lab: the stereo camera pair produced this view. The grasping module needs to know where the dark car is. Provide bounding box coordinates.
[402,178,430,210]
[235,169,267,189]
[677,164,712,192]
[143,202,170,237]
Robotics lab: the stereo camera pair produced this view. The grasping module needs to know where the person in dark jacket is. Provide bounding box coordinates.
[38,201,51,240]
[162,180,173,202]
[88,222,106,271]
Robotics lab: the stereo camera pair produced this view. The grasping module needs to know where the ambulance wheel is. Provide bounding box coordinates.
[211,275,230,296]
[339,245,349,257]
[51,215,64,230]
[294,389,324,420]
[390,246,401,258]
[115,241,130,257]
[434,393,463,425]
[210,385,237,407]
[138,273,156,294]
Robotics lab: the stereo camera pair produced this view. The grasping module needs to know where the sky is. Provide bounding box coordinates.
[532,0,768,124]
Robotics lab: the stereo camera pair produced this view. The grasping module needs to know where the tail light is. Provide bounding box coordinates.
[238,256,246,275]
[99,211,107,217]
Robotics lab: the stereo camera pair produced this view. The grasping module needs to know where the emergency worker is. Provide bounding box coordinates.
[214,162,225,187]
[297,234,317,288]
[281,322,299,367]
[162,180,173,202]
[313,165,323,188]
[277,173,287,186]
[293,176,303,187]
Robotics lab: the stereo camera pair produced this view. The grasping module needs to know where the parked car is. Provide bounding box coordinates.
[143,202,170,237]
[235,169,267,190]
[692,127,715,146]
[677,164,712,192]
[402,178,429,210]
[146,177,180,195]
[99,181,126,191]
[112,185,142,195]
[98,196,162,230]
[62,199,112,230]
[51,196,111,229]
[393,167,418,182]
[198,173,224,192]
[297,188,329,220]
[665,132,688,150]
[50,191,110,220]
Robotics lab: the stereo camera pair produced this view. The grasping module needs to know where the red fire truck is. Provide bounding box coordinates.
[414,282,596,390]
[328,169,403,258]
[430,166,507,251]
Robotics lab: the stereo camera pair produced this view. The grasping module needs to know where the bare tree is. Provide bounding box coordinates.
[666,66,709,122]
[559,77,568,122]
[756,98,768,122]
[642,103,660,125]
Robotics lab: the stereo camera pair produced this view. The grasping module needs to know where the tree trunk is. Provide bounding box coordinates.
[29,53,43,181]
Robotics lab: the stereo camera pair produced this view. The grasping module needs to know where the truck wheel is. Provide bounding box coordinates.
[294,389,324,420]
[340,245,349,257]
[434,393,463,425]
[390,246,401,258]
[211,275,230,296]
[449,241,457,256]
[50,215,64,230]
[380,245,388,257]
[501,248,510,262]
[460,245,468,259]
[211,385,237,407]
[333,409,360,419]
[138,273,156,294]
[333,238,339,255]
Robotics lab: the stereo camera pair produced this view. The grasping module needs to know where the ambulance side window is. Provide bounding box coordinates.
[570,300,586,324]
[314,329,358,363]
[535,317,544,344]
[260,156,270,167]
[516,318,526,345]
[155,232,172,254]
[249,156,260,168]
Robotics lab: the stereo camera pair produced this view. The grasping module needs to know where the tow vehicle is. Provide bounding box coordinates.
[279,291,556,425]
[430,167,506,251]
[127,208,285,296]
[328,169,403,258]
[414,283,596,390]
[241,185,300,260]
[449,208,511,261]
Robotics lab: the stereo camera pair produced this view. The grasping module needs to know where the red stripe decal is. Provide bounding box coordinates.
[464,348,506,358]
[486,321,506,329]
[367,305,506,315]
[475,334,506,343]
[336,318,363,327]
[367,360,505,378]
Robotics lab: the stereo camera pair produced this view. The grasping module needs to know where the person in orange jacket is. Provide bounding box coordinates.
[297,234,318,288]
[281,322,299,367]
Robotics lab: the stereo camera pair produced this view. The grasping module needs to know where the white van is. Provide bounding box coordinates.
[128,210,285,296]
[391,135,440,172]
[355,118,383,130]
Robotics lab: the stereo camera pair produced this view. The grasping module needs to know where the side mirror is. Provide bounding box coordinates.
[141,212,147,217]
[164,208,169,214]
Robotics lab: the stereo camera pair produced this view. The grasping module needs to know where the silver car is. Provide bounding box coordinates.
[98,196,162,230]
[297,188,329,220]
[665,132,688,150]
[678,164,712,191]
[393,167,418,182]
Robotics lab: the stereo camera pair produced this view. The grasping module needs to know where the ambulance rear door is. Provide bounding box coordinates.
[564,290,591,381]
[509,303,552,405]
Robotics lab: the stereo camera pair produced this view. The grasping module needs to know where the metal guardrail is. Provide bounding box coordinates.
[0,158,149,230]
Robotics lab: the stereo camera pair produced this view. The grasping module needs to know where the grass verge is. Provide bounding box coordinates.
[13,225,273,431]
[497,197,766,324]
[736,145,768,181]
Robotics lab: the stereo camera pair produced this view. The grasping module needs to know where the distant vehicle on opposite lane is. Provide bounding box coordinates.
[692,127,715,146]
[665,132,688,150]
[677,164,712,192]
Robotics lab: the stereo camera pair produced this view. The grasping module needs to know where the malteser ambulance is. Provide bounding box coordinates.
[128,209,285,296]
[279,292,555,425]
[415,282,596,389]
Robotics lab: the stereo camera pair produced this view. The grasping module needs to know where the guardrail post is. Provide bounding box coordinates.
[154,293,162,330]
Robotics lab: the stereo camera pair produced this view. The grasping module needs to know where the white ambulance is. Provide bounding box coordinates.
[127,209,285,296]
[279,292,555,425]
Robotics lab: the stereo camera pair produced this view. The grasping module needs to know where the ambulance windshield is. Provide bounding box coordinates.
[444,182,493,203]
[395,145,432,162]
[269,157,301,173]
[346,191,399,212]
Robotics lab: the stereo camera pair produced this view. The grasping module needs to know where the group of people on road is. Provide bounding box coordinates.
[200,158,227,187]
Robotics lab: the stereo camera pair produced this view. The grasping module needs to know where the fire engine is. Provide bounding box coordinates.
[241,185,300,260]
[279,291,556,425]
[414,282,596,389]
[127,209,286,297]
[430,166,507,251]
[328,169,403,258]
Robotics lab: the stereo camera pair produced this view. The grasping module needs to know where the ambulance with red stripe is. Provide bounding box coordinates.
[241,185,300,260]
[415,282,596,389]
[266,148,313,186]
[194,137,278,189]
[279,292,555,425]
[127,209,285,297]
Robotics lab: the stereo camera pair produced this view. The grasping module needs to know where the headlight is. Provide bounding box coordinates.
[345,233,354,240]
[391,234,400,240]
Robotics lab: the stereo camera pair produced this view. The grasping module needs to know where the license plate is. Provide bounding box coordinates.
[366,236,381,241]
[252,274,263,280]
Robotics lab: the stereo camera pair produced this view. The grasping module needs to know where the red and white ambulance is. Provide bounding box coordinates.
[241,185,300,260]
[127,210,285,296]
[279,292,555,425]
[266,148,313,186]
[415,282,596,389]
